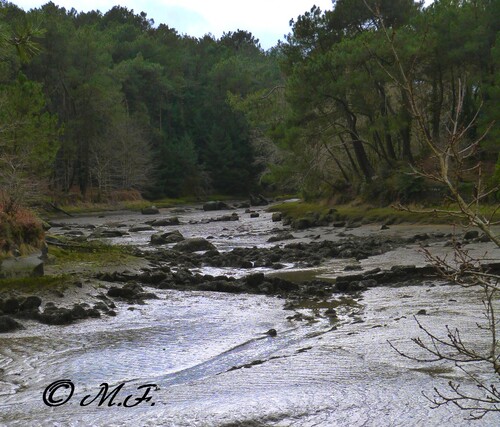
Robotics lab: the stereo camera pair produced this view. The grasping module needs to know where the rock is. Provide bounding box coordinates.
[3,298,20,314]
[294,217,315,230]
[324,308,337,317]
[39,307,73,325]
[93,302,108,311]
[150,217,180,227]
[464,230,479,240]
[344,265,362,271]
[107,283,143,300]
[151,230,185,245]
[417,309,427,315]
[408,233,430,243]
[70,304,88,320]
[390,265,417,275]
[271,212,282,222]
[129,225,155,232]
[346,222,361,229]
[173,238,216,253]
[249,194,268,206]
[0,316,24,333]
[380,224,390,230]
[86,308,101,318]
[203,201,229,211]
[90,229,128,238]
[265,328,277,337]
[210,213,239,222]
[360,279,378,288]
[250,212,260,218]
[141,206,160,215]
[20,296,42,311]
[40,242,49,261]
[245,273,265,288]
[333,221,346,228]
[211,280,243,293]
[64,230,84,237]
[0,255,44,279]
[267,232,295,243]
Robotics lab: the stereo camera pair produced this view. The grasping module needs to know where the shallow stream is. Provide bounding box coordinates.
[1,203,499,426]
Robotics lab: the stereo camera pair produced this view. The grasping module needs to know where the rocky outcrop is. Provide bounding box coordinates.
[203,201,230,211]
[150,230,185,245]
[173,238,216,252]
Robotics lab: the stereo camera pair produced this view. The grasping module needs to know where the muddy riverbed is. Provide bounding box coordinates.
[1,202,499,426]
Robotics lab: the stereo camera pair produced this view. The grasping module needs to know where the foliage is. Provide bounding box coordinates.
[0,206,44,254]
[231,0,499,203]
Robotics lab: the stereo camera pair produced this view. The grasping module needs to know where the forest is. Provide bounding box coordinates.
[0,0,499,209]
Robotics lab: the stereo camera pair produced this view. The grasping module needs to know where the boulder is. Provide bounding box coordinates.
[107,283,142,300]
[141,206,160,215]
[39,307,73,325]
[249,194,269,206]
[173,238,216,253]
[0,316,24,333]
[250,212,260,218]
[20,296,42,311]
[2,298,20,314]
[271,212,282,222]
[149,217,180,227]
[203,201,230,211]
[70,304,88,320]
[0,255,44,279]
[293,217,315,230]
[245,273,265,288]
[464,230,479,240]
[150,230,185,245]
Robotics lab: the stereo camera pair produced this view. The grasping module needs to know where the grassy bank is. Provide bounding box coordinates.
[47,194,238,216]
[46,239,140,272]
[0,239,142,294]
[268,200,500,225]
[0,274,70,294]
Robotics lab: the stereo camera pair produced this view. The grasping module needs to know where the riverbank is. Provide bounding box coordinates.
[1,200,498,333]
[269,199,500,227]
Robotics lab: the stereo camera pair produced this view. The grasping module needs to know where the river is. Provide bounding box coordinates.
[1,203,499,426]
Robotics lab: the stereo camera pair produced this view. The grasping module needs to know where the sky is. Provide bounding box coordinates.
[11,0,336,49]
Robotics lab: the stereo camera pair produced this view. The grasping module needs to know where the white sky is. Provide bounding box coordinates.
[12,0,336,49]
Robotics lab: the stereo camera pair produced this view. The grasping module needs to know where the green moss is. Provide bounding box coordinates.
[54,194,239,215]
[0,274,70,293]
[268,200,500,225]
[268,201,332,218]
[48,240,135,268]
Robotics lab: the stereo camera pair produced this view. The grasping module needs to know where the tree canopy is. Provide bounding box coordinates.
[0,0,498,205]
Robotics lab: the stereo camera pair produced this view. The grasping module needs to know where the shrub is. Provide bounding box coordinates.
[0,206,44,255]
